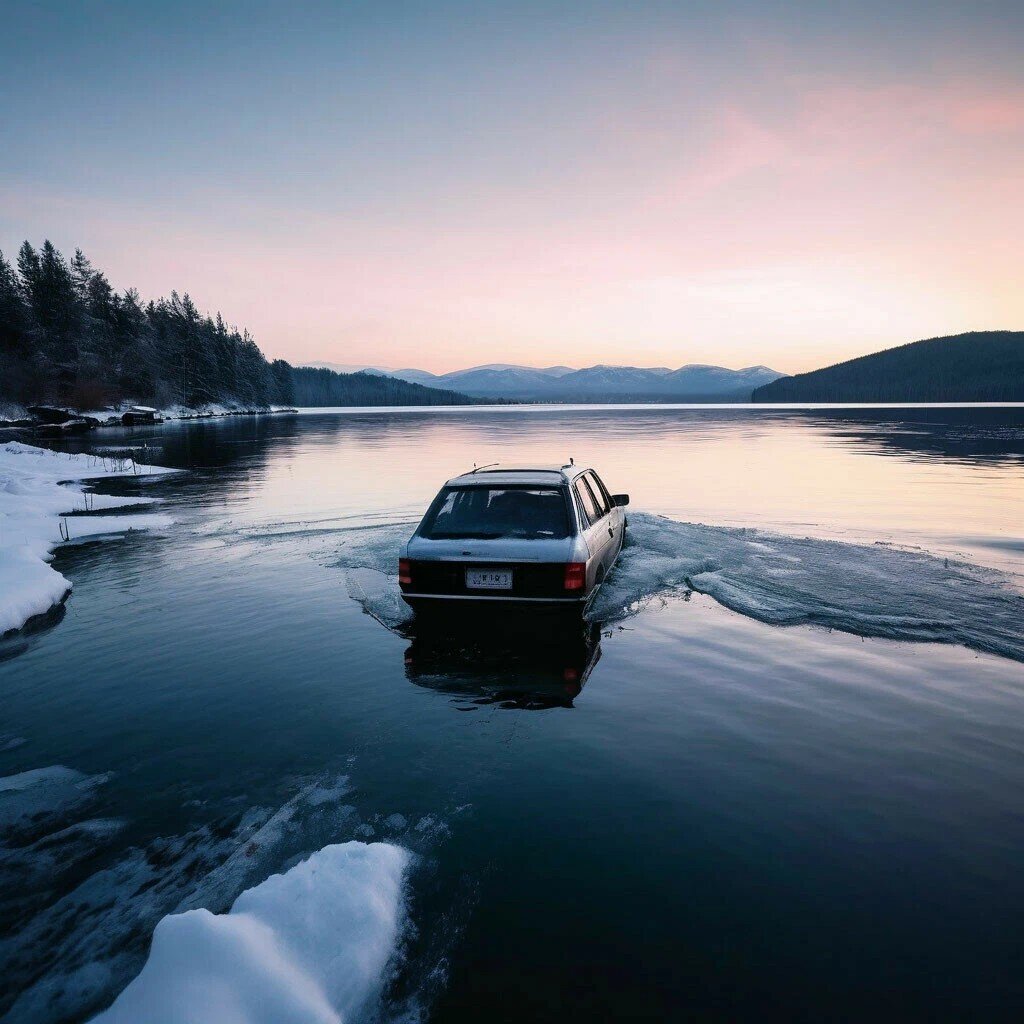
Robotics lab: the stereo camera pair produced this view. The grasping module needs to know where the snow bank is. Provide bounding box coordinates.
[0,441,176,635]
[93,842,410,1024]
[152,402,282,420]
[2,762,445,1023]
[77,402,295,422]
[331,513,1024,662]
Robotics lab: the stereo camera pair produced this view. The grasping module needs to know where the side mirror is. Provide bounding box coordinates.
[613,494,630,507]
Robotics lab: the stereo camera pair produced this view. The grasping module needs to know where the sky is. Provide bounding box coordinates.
[2,1,1023,375]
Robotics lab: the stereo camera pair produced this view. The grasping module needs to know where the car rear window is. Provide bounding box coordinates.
[421,486,571,539]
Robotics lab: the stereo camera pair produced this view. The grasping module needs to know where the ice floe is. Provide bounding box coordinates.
[0,441,176,636]
[93,842,410,1024]
[0,768,451,1024]
[330,513,1024,662]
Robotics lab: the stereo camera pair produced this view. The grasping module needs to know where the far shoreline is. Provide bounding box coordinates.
[5,401,1022,443]
[289,401,1024,414]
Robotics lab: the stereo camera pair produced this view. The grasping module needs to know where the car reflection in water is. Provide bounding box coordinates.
[403,616,602,710]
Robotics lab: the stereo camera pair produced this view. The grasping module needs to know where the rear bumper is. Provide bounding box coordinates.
[403,592,587,609]
[399,556,589,605]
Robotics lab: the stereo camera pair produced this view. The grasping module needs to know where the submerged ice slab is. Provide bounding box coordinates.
[93,842,410,1024]
[332,513,1024,662]
[0,441,176,635]
[0,764,110,835]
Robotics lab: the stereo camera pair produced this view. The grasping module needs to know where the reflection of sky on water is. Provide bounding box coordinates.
[102,405,1022,566]
[5,407,1024,1023]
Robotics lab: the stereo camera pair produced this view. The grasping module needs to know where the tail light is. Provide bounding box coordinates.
[398,558,413,586]
[563,562,586,591]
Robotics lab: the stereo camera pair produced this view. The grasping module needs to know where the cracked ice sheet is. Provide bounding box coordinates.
[329,513,1024,662]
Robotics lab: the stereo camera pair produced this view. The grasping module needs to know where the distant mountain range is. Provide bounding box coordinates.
[303,332,1024,406]
[303,361,785,402]
[289,366,479,407]
[752,331,1024,404]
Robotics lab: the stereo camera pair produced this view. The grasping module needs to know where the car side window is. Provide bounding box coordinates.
[574,477,602,526]
[587,472,612,515]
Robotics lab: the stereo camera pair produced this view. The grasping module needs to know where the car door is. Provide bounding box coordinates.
[588,472,623,559]
[573,475,610,587]
[582,472,619,575]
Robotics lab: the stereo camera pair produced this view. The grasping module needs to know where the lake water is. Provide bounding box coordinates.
[2,405,1024,1022]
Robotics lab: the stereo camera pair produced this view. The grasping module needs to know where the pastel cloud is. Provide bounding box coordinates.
[684,80,1024,193]
[1,4,1022,374]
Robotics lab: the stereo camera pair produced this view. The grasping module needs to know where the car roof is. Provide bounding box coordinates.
[445,463,591,487]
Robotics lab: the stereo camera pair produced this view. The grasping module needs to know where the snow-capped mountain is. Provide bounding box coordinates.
[302,361,399,376]
[392,362,784,399]
[299,361,786,401]
[662,364,784,393]
[378,367,441,386]
[437,365,577,394]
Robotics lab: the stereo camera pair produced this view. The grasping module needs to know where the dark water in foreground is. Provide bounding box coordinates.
[2,406,1024,1022]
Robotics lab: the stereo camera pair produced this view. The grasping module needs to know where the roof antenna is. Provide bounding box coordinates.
[570,456,574,465]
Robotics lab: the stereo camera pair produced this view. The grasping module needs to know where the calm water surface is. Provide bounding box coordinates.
[2,406,1024,1022]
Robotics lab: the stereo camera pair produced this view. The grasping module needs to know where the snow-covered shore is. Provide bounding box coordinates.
[0,402,296,436]
[0,442,176,636]
[85,402,297,423]
[160,402,296,420]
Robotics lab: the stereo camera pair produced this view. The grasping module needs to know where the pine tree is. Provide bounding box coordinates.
[45,242,83,397]
[70,248,94,298]
[16,242,41,305]
[114,288,153,398]
[0,250,35,402]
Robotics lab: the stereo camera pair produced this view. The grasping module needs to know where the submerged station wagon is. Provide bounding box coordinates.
[399,463,629,613]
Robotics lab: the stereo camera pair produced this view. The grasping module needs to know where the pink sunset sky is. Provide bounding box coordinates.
[2,2,1022,374]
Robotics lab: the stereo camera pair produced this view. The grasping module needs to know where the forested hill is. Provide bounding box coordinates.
[0,240,474,410]
[290,366,475,406]
[753,332,1024,403]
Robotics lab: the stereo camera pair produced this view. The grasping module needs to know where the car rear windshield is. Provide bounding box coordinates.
[420,486,571,539]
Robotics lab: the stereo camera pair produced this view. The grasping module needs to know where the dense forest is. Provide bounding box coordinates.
[290,366,474,406]
[0,240,473,411]
[753,331,1024,403]
[0,240,293,409]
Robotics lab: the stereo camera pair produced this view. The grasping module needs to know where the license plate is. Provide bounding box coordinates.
[466,568,513,590]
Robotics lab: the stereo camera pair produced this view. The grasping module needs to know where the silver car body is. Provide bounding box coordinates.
[399,464,628,609]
